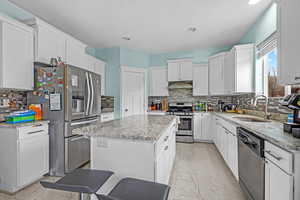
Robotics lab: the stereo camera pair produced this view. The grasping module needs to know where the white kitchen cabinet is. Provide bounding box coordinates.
[84,54,96,72]
[226,129,238,180]
[224,44,254,94]
[0,123,49,193]
[167,59,193,81]
[25,18,66,64]
[193,63,209,96]
[209,53,227,95]
[149,67,169,96]
[0,17,34,90]
[66,36,87,68]
[212,116,238,180]
[91,119,177,185]
[265,159,293,200]
[194,113,212,142]
[278,0,300,85]
[94,59,106,96]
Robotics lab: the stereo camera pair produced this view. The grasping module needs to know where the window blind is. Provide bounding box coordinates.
[256,32,278,59]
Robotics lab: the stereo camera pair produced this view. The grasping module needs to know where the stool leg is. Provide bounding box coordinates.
[79,193,84,200]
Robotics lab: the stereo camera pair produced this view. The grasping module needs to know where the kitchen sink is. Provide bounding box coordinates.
[232,116,271,123]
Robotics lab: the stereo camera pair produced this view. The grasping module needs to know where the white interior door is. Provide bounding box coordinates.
[122,67,146,118]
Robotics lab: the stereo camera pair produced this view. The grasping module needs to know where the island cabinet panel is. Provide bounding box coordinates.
[90,118,177,185]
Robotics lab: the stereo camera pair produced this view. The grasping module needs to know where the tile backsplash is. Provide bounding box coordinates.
[148,82,293,121]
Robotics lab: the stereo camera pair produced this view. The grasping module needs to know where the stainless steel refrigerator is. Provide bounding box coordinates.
[28,62,101,176]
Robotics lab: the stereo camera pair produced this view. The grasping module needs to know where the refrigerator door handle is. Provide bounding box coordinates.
[89,73,94,115]
[71,118,99,126]
[85,72,91,115]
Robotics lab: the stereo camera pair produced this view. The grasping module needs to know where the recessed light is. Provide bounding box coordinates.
[122,36,131,41]
[248,0,262,5]
[188,27,197,32]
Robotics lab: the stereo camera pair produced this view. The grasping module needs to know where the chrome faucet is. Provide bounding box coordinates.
[252,95,271,119]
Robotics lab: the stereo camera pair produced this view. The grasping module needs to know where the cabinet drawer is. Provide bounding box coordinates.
[101,113,114,122]
[156,121,176,156]
[18,123,49,139]
[265,141,293,174]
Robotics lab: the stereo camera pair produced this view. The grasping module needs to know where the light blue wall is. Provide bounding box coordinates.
[0,0,33,21]
[240,3,277,45]
[120,48,150,68]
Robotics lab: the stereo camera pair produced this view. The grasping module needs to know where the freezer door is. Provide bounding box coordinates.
[88,72,101,117]
[65,135,90,173]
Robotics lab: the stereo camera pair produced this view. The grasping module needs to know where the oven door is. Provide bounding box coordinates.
[177,116,193,135]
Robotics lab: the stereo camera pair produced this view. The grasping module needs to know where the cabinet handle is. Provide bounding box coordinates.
[164,136,169,142]
[295,77,300,81]
[164,146,169,151]
[27,130,44,135]
[32,124,43,127]
[265,150,283,161]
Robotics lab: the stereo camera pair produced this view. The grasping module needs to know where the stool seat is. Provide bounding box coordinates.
[40,169,114,194]
[97,178,170,200]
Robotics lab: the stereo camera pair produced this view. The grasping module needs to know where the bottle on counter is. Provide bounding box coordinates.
[29,104,42,120]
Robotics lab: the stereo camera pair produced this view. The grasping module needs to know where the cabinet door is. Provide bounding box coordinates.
[168,62,180,81]
[193,114,202,140]
[66,37,87,68]
[278,0,300,85]
[265,160,293,200]
[150,67,168,96]
[201,113,212,141]
[224,50,235,94]
[227,133,238,180]
[209,56,225,95]
[156,147,169,184]
[180,60,193,81]
[94,59,106,96]
[1,22,34,90]
[193,64,209,96]
[36,23,66,63]
[18,134,49,187]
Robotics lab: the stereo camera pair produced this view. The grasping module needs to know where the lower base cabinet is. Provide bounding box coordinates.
[213,116,239,180]
[265,160,293,200]
[194,113,212,142]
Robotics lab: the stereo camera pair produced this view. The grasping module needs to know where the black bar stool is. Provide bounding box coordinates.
[40,169,114,200]
[96,178,171,200]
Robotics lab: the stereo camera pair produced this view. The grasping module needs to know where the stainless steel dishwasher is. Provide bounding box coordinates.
[238,127,265,200]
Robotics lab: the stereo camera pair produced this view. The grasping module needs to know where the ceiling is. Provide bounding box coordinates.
[9,0,272,53]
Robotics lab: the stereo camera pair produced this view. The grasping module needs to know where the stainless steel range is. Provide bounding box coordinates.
[167,103,194,143]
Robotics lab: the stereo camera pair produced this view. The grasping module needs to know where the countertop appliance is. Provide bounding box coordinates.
[28,62,101,176]
[238,127,265,200]
[167,103,193,143]
[281,94,300,137]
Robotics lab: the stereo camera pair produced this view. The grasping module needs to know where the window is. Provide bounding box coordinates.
[255,33,291,97]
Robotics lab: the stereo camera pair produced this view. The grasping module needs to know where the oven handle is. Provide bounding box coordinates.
[71,118,99,126]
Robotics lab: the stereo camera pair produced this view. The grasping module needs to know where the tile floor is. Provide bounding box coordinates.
[0,143,246,200]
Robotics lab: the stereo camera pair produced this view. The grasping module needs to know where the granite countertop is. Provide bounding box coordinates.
[77,115,177,142]
[213,112,300,152]
[0,120,50,128]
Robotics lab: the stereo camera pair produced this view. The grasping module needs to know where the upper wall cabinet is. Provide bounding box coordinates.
[149,67,169,97]
[66,37,87,68]
[278,0,300,85]
[0,17,34,90]
[193,63,209,96]
[167,59,193,81]
[209,53,227,95]
[25,19,66,64]
[225,44,254,94]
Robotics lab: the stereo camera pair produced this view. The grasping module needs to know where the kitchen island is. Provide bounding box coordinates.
[80,115,178,185]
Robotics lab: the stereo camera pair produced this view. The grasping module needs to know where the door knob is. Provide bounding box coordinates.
[125,109,128,112]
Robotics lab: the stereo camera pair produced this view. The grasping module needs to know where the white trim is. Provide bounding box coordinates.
[121,66,147,118]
